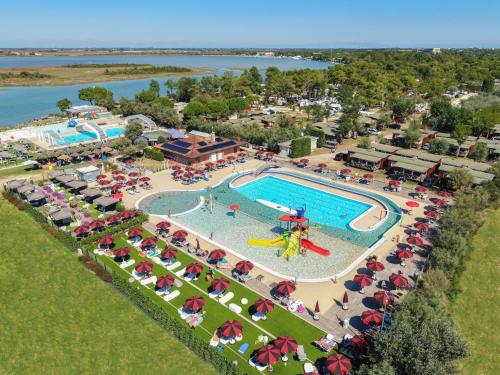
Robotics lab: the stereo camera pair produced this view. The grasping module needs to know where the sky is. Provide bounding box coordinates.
[1,0,499,48]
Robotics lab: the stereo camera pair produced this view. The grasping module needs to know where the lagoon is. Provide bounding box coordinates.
[0,55,330,128]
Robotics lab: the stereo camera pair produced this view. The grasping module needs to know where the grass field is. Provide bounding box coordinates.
[92,228,328,374]
[0,199,216,375]
[450,208,500,375]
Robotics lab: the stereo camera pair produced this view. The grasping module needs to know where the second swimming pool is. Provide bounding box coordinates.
[236,175,371,230]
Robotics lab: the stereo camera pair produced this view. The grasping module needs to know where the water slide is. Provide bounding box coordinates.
[300,239,331,256]
[280,232,300,258]
[248,237,285,247]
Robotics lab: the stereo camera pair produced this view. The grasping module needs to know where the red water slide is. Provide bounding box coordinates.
[300,239,331,256]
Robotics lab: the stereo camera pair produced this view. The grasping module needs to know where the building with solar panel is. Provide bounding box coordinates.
[155,131,245,165]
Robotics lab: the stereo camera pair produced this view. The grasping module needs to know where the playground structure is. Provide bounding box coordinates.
[248,208,331,258]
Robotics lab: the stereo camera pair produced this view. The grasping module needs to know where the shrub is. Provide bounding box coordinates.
[290,136,311,158]
[80,213,149,246]
[308,127,326,148]
[144,147,165,161]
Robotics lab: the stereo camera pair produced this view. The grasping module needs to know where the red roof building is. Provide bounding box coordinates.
[156,132,244,165]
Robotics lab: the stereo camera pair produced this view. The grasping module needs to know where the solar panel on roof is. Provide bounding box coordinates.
[172,140,191,147]
[215,137,224,142]
[161,143,190,154]
[198,141,208,146]
[198,140,236,154]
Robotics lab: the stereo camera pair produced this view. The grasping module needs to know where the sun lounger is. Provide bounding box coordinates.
[238,342,249,354]
[248,357,268,372]
[163,289,180,302]
[296,345,307,361]
[132,271,144,281]
[175,267,186,277]
[219,292,234,305]
[120,259,135,269]
[209,332,220,347]
[155,289,167,296]
[228,303,242,314]
[173,279,183,288]
[166,261,181,271]
[304,363,316,373]
[209,291,223,299]
[140,276,157,286]
[152,257,162,264]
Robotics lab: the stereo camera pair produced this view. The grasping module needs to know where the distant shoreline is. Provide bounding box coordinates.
[0,64,209,87]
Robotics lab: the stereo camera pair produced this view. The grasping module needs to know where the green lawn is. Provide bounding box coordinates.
[0,199,217,375]
[450,208,500,375]
[91,229,328,374]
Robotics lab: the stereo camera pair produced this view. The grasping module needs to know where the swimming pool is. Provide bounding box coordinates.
[60,127,124,144]
[236,175,371,230]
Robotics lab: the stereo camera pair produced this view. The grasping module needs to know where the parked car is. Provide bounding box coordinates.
[366,128,381,135]
[334,152,346,161]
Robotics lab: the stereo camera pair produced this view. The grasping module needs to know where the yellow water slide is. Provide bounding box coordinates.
[280,232,301,258]
[247,236,285,247]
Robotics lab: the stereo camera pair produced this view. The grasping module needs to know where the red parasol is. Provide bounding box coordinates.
[186,262,203,275]
[107,214,121,224]
[396,248,413,260]
[437,191,452,198]
[113,175,126,181]
[141,237,158,248]
[254,298,275,314]
[156,275,175,289]
[276,280,296,297]
[90,219,105,230]
[98,235,114,246]
[160,247,177,260]
[113,247,130,258]
[265,152,274,158]
[126,180,137,186]
[208,249,226,261]
[73,225,90,235]
[227,155,235,161]
[318,162,327,168]
[361,310,383,326]
[414,222,430,231]
[217,159,225,164]
[124,159,134,165]
[343,291,349,304]
[424,210,440,218]
[139,176,151,182]
[366,260,385,272]
[98,179,111,186]
[156,221,171,230]
[229,204,239,211]
[172,230,188,241]
[325,353,352,375]
[363,173,374,179]
[255,345,281,365]
[373,291,395,306]
[299,158,309,164]
[389,179,402,185]
[205,162,214,168]
[415,186,427,192]
[434,199,448,207]
[235,260,254,274]
[407,236,423,246]
[127,228,143,238]
[389,273,409,288]
[218,320,243,338]
[353,274,373,287]
[273,336,298,354]
[111,184,123,191]
[314,300,320,313]
[350,335,368,351]
[238,152,246,157]
[211,278,230,291]
[135,261,153,274]
[96,174,107,180]
[183,295,206,312]
[406,201,419,208]
[120,210,136,219]
[112,169,124,175]
[340,168,351,174]
[128,171,140,177]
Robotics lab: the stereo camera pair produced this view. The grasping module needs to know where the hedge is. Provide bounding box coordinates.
[290,136,311,158]
[112,272,246,375]
[144,147,165,162]
[308,127,325,148]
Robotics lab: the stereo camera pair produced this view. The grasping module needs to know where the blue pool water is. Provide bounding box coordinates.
[236,176,371,230]
[60,127,124,144]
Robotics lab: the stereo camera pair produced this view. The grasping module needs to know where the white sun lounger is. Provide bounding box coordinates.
[132,271,143,281]
[228,303,242,314]
[140,276,157,286]
[166,261,181,271]
[219,292,234,305]
[152,257,162,264]
[175,267,186,277]
[120,259,135,269]
[163,289,180,302]
[209,291,223,299]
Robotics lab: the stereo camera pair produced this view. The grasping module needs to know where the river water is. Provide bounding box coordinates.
[0,55,330,127]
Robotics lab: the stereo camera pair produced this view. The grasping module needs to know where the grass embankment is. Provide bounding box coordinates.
[450,208,500,375]
[0,199,216,374]
[0,64,208,87]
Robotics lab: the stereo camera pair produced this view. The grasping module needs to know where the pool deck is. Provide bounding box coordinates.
[121,159,430,336]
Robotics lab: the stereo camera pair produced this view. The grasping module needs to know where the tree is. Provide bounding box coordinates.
[357,361,396,375]
[56,98,72,113]
[404,119,422,148]
[227,97,248,114]
[481,74,495,93]
[135,89,157,103]
[389,97,415,124]
[165,79,177,98]
[207,99,230,119]
[183,100,209,119]
[449,168,474,190]
[124,120,143,141]
[149,79,160,97]
[358,137,372,149]
[274,114,292,128]
[452,123,470,156]
[472,142,488,161]
[338,118,353,138]
[176,77,199,102]
[78,86,114,108]
[428,138,450,155]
